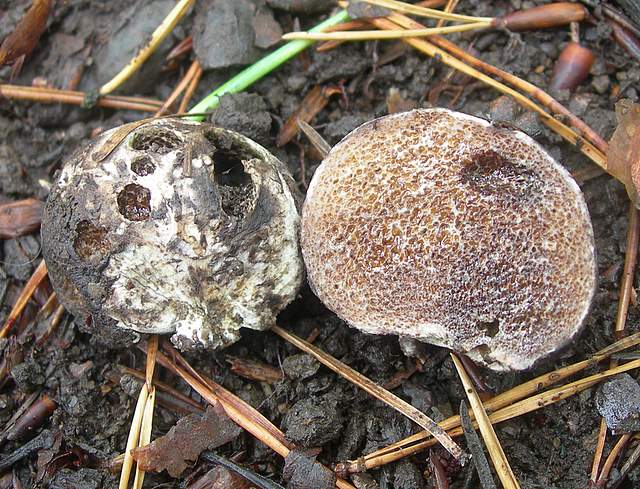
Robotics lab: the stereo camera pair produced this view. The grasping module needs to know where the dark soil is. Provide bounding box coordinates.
[1,0,639,488]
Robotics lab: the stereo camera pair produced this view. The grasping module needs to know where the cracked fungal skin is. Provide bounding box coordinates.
[42,118,303,350]
[301,109,597,371]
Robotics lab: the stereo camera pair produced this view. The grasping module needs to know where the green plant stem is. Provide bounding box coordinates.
[187,10,350,119]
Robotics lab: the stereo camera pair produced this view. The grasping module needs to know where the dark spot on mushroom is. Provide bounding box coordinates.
[131,156,156,176]
[478,318,500,338]
[117,183,151,221]
[459,149,540,203]
[73,220,111,262]
[131,128,181,153]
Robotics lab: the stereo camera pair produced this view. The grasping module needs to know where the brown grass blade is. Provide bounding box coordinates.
[133,387,156,489]
[271,325,467,463]
[177,61,202,113]
[452,354,520,488]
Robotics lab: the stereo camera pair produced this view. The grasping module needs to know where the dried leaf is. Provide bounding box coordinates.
[608,99,640,206]
[132,404,241,477]
[188,466,253,489]
[276,85,341,147]
[0,198,43,239]
[226,356,284,383]
[282,449,336,489]
[385,87,418,114]
[0,0,52,65]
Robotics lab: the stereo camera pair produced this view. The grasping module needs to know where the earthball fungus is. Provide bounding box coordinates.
[301,109,596,371]
[42,118,304,350]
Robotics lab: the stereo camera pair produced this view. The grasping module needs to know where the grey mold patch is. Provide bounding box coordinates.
[42,118,304,350]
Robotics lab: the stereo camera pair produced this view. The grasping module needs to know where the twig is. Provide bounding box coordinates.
[118,382,148,489]
[459,402,497,489]
[366,11,608,167]
[177,61,202,113]
[592,205,640,482]
[346,352,640,472]
[119,366,205,412]
[152,342,356,489]
[0,84,162,112]
[615,206,640,336]
[452,354,520,488]
[155,60,200,116]
[596,434,632,487]
[283,21,493,41]
[202,451,285,489]
[271,325,466,463]
[361,0,492,23]
[99,0,195,95]
[0,260,48,338]
[610,440,640,488]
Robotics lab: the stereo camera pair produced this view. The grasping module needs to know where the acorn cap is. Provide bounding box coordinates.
[301,109,597,371]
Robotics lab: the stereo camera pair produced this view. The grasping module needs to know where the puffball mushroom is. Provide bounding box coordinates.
[42,118,303,350]
[301,109,597,371]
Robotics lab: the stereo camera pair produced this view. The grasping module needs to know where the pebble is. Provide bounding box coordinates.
[282,354,320,380]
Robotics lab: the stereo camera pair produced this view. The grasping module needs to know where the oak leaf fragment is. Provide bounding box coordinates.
[131,404,241,477]
[608,99,640,206]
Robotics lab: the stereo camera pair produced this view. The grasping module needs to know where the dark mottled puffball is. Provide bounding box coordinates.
[42,118,303,350]
[301,109,596,371]
[595,374,640,433]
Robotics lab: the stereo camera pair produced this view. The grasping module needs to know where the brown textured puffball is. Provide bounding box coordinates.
[301,109,596,371]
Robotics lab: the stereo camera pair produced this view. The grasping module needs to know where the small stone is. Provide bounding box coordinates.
[282,393,344,447]
[488,95,518,124]
[193,0,260,70]
[282,354,321,380]
[595,374,640,433]
[252,5,282,50]
[592,75,610,95]
[11,359,45,392]
[393,459,426,489]
[266,0,333,14]
[208,92,272,145]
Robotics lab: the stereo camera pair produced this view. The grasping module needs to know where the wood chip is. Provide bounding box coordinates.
[226,356,284,383]
[0,198,43,239]
[608,99,640,206]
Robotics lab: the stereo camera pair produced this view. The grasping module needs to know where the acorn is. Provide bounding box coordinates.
[41,118,304,349]
[301,109,597,371]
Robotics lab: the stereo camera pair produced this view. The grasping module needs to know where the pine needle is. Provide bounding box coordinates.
[271,325,467,463]
[282,21,491,41]
[118,383,148,489]
[99,0,195,95]
[452,354,520,489]
[360,0,493,23]
[132,387,155,489]
[347,350,640,473]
